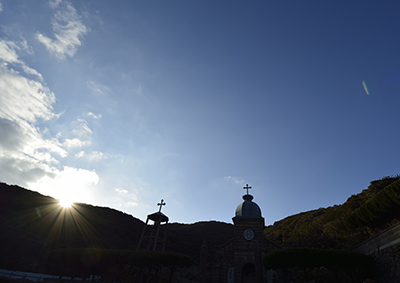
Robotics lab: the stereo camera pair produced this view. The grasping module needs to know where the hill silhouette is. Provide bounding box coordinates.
[1,176,399,279]
[0,182,145,272]
[0,182,233,275]
[264,175,400,249]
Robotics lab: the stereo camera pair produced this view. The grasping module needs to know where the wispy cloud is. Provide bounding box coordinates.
[0,2,3,13]
[0,29,99,201]
[0,68,55,124]
[0,39,66,186]
[75,151,85,158]
[86,151,104,161]
[0,40,19,63]
[114,187,139,207]
[224,176,245,185]
[36,1,88,59]
[49,0,62,9]
[72,118,93,136]
[74,150,105,161]
[87,80,110,96]
[0,39,43,81]
[115,188,128,194]
[87,112,102,120]
[0,39,63,161]
[63,138,90,148]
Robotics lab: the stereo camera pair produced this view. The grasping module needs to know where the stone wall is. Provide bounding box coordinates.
[353,222,400,283]
[371,241,400,283]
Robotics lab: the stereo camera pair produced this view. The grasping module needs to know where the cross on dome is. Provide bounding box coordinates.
[243,184,252,195]
[157,199,166,212]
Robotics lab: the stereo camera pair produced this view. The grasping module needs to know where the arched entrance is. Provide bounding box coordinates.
[241,263,256,283]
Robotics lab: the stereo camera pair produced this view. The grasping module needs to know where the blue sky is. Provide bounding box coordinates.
[1,0,400,225]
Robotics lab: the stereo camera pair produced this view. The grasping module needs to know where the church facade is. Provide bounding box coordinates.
[212,185,281,283]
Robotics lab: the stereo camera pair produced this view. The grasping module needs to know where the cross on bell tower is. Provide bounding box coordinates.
[243,184,252,195]
[158,199,166,212]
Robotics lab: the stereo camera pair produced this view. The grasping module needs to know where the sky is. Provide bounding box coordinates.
[1,0,400,226]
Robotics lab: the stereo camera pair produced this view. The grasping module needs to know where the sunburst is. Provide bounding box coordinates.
[59,198,73,208]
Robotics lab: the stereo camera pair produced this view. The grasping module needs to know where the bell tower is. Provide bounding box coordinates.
[232,184,266,283]
[137,199,169,252]
[212,184,281,283]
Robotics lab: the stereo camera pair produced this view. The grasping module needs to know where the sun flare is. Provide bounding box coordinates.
[59,198,73,208]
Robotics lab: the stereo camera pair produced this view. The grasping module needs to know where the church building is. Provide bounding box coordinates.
[212,185,281,283]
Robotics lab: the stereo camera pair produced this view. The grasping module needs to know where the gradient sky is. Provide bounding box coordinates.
[1,0,400,225]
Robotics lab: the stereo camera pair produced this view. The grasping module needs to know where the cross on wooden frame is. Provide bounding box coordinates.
[243,184,252,195]
[157,199,166,212]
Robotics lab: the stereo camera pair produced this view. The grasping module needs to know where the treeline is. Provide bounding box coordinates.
[347,178,400,229]
[46,248,192,283]
[264,175,400,249]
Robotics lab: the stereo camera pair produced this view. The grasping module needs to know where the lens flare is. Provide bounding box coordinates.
[362,81,369,95]
[59,198,73,208]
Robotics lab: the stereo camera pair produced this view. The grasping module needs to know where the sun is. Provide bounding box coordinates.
[59,198,74,208]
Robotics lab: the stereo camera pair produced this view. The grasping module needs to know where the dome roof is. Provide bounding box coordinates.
[235,194,262,218]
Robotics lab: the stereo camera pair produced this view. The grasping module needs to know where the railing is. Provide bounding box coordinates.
[0,269,85,282]
[352,222,400,255]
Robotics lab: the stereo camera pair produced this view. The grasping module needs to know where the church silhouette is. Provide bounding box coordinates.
[212,184,281,283]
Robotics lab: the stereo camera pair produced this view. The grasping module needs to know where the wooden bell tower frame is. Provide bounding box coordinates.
[137,199,169,251]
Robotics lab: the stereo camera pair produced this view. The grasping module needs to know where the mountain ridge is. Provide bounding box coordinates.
[1,175,399,277]
[264,175,400,249]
